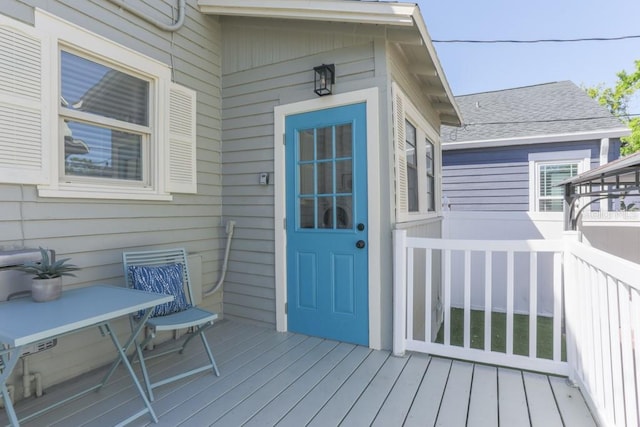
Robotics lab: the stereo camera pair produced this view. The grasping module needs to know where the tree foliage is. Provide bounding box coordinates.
[586,60,640,155]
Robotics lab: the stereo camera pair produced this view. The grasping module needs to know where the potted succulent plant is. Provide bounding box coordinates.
[15,247,80,302]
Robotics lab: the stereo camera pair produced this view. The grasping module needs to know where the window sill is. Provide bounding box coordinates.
[37,185,173,201]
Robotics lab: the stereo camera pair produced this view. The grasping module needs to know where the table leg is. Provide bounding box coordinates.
[1,348,23,427]
[101,322,158,424]
[100,308,152,388]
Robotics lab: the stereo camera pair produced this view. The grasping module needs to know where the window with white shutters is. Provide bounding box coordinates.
[392,83,441,222]
[0,11,197,199]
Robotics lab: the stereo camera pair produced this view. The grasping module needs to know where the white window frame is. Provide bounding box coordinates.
[34,10,188,200]
[528,150,590,215]
[393,83,441,222]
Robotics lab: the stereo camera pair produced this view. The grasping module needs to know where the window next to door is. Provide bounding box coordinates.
[394,83,440,222]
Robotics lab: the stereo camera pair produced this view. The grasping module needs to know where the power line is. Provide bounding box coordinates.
[433,35,640,44]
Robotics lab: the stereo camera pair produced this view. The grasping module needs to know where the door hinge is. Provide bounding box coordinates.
[283,134,286,145]
[283,217,286,229]
[285,302,288,314]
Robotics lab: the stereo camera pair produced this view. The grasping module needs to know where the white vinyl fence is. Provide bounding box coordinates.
[393,230,640,427]
[565,241,640,427]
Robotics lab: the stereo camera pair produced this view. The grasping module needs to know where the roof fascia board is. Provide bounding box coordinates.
[410,8,461,126]
[197,0,416,26]
[443,128,631,151]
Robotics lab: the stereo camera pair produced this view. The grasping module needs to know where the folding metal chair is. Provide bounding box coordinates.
[122,248,219,401]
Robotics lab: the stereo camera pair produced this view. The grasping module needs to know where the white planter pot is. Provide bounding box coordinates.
[31,277,63,302]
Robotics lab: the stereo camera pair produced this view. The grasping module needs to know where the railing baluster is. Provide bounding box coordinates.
[464,250,471,349]
[506,250,514,355]
[407,247,414,343]
[607,277,625,424]
[619,284,638,426]
[444,249,451,346]
[425,248,432,342]
[529,251,537,359]
[599,272,614,423]
[484,250,492,352]
[553,252,562,362]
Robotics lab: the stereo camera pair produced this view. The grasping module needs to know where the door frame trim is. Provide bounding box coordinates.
[274,87,381,349]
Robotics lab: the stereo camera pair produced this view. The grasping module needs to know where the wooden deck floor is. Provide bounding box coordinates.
[2,320,596,426]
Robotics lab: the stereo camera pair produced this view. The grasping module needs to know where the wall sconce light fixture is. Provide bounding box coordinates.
[313,64,335,96]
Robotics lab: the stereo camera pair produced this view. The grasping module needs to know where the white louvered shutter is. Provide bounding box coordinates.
[393,86,408,215]
[166,83,197,193]
[0,19,48,185]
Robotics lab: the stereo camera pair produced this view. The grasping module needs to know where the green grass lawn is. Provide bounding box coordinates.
[435,308,566,361]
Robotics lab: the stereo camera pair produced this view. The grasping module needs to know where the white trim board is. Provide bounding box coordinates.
[198,0,416,26]
[274,87,382,349]
[443,128,630,151]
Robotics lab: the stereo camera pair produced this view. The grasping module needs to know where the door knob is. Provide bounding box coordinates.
[357,223,365,231]
[356,240,366,249]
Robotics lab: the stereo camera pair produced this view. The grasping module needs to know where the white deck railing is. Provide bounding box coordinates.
[565,240,640,427]
[393,230,639,427]
[393,231,567,375]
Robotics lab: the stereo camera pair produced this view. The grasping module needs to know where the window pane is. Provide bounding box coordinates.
[64,120,142,180]
[299,164,314,195]
[318,197,333,229]
[335,124,352,158]
[61,51,149,126]
[317,161,333,194]
[426,176,435,211]
[299,129,314,161]
[336,160,352,193]
[300,198,315,228]
[405,120,418,211]
[426,140,434,176]
[336,196,353,229]
[316,126,333,160]
[539,163,577,197]
[405,120,417,166]
[539,199,564,212]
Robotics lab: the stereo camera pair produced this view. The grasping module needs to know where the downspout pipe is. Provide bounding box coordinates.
[106,0,186,32]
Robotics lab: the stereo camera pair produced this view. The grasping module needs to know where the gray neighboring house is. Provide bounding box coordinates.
[442,81,629,214]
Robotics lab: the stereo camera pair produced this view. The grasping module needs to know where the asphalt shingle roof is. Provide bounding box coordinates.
[442,81,625,143]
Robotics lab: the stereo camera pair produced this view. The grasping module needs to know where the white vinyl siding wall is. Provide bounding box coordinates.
[0,0,222,396]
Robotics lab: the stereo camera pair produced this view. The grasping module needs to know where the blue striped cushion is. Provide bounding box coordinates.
[128,263,191,318]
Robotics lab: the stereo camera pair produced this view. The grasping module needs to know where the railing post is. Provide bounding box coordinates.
[563,230,582,384]
[393,229,407,356]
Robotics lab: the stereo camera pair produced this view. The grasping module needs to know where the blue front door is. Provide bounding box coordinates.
[285,103,368,346]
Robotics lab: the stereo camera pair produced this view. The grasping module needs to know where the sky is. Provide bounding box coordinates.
[418,0,640,111]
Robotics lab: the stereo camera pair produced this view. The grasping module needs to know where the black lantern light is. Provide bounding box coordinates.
[313,64,335,96]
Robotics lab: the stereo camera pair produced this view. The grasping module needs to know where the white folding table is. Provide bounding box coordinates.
[0,285,172,426]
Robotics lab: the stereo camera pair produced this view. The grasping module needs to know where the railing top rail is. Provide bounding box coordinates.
[567,241,640,291]
[404,236,564,253]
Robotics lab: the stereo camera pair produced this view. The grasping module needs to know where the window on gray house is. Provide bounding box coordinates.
[426,139,435,211]
[406,120,418,212]
[60,50,150,183]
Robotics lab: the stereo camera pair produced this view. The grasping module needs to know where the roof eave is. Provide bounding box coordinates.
[197,0,416,26]
[197,0,462,126]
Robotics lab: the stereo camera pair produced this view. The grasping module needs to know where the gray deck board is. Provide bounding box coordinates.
[436,360,473,426]
[498,368,530,427]
[467,364,499,427]
[0,320,597,427]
